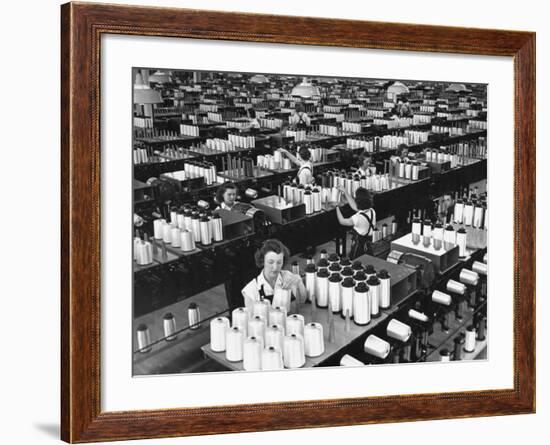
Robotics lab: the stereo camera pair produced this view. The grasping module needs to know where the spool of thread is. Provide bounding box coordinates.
[423,221,432,237]
[408,309,429,322]
[162,221,172,243]
[243,336,263,370]
[191,216,201,243]
[330,187,341,203]
[253,299,271,321]
[453,335,465,360]
[320,250,328,259]
[364,264,376,279]
[136,324,152,353]
[382,224,388,238]
[353,282,370,325]
[225,326,244,362]
[353,270,367,284]
[312,189,322,212]
[433,223,444,240]
[391,220,397,235]
[176,212,185,229]
[211,214,223,242]
[412,218,422,235]
[456,227,467,257]
[463,202,474,226]
[247,316,266,342]
[304,322,325,357]
[432,290,452,306]
[340,354,365,366]
[305,264,317,302]
[317,258,330,271]
[170,227,181,247]
[210,317,230,352]
[188,303,200,330]
[439,348,451,362]
[261,346,284,371]
[454,200,464,224]
[351,261,364,272]
[291,261,300,276]
[303,191,313,215]
[268,306,287,332]
[315,269,330,307]
[364,334,391,359]
[265,324,284,352]
[283,334,305,368]
[328,273,342,313]
[286,314,305,337]
[464,325,477,352]
[231,307,248,335]
[199,217,212,245]
[447,279,467,295]
[340,277,355,319]
[367,276,381,317]
[377,270,391,309]
[444,225,456,245]
[459,269,479,286]
[472,261,487,276]
[273,288,292,313]
[180,229,195,252]
[153,219,166,239]
[386,319,412,342]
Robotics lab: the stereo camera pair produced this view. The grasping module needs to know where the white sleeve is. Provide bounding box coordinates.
[241,280,260,312]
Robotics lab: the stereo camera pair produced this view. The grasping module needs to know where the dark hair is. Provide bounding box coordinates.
[295,103,304,113]
[298,146,311,161]
[354,187,373,210]
[358,153,372,168]
[249,109,257,119]
[254,239,290,268]
[215,181,238,204]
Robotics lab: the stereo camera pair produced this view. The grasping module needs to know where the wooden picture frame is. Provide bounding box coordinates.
[61,2,536,442]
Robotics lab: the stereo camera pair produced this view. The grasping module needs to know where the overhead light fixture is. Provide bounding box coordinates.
[148,70,172,84]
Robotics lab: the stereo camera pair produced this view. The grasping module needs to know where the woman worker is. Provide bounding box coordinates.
[215,181,239,211]
[278,146,314,186]
[356,152,376,177]
[335,187,377,259]
[241,239,306,313]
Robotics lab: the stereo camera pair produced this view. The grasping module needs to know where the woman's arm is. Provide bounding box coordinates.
[279,148,303,167]
[338,187,358,212]
[336,206,355,227]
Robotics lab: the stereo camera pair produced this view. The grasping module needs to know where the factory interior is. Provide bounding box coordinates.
[132,69,488,375]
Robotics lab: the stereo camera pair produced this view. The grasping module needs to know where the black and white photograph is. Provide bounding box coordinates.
[132,68,488,376]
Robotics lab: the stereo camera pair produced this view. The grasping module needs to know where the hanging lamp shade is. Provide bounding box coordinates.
[148,70,172,84]
[291,77,320,98]
[133,72,162,104]
[250,74,269,84]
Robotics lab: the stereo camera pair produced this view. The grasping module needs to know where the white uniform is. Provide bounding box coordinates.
[216,201,237,211]
[289,111,311,127]
[297,161,314,186]
[241,270,306,313]
[350,208,377,236]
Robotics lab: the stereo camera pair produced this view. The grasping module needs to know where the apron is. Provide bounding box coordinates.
[295,112,308,129]
[297,163,314,185]
[349,209,375,259]
[256,276,295,312]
